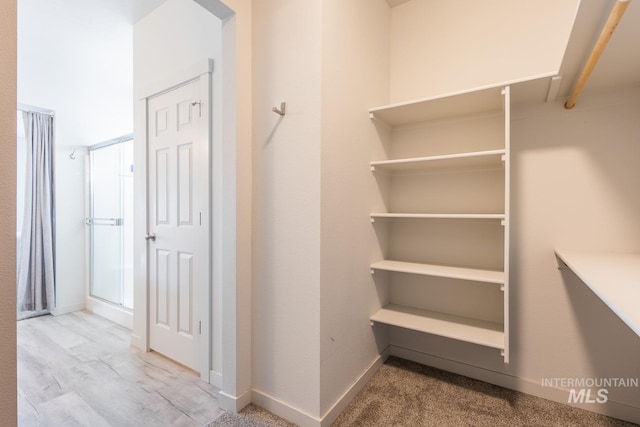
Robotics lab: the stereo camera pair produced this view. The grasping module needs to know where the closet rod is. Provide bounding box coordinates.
[565,0,631,109]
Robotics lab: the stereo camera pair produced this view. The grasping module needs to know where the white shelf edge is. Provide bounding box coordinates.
[368,72,558,113]
[371,304,504,350]
[370,149,505,170]
[370,259,504,284]
[555,249,640,338]
[371,213,505,220]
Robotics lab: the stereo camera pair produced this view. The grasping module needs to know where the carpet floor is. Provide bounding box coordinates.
[209,356,638,426]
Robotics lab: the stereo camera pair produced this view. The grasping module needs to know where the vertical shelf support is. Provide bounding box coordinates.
[502,86,511,364]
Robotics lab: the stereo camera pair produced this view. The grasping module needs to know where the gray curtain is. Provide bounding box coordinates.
[17,111,55,312]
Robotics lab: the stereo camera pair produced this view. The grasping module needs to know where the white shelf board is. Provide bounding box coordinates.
[371,149,505,173]
[369,86,504,127]
[371,304,504,349]
[370,259,504,284]
[371,213,505,220]
[555,249,640,338]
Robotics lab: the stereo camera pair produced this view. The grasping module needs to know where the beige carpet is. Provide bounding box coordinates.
[210,356,638,426]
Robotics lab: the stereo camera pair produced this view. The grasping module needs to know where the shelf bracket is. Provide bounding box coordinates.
[370,320,375,327]
[370,217,375,223]
[501,154,506,163]
[370,165,376,172]
[370,269,375,275]
[555,254,569,270]
[500,284,505,291]
[500,219,506,227]
[369,112,375,120]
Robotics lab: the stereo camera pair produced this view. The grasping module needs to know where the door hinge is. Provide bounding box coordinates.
[192,100,202,117]
[199,320,202,335]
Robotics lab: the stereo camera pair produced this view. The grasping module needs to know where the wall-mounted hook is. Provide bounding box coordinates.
[272,101,286,116]
[69,146,77,160]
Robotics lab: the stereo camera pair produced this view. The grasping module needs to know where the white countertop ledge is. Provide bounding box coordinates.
[555,249,640,338]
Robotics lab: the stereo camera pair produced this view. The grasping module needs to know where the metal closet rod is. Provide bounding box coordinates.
[565,0,631,109]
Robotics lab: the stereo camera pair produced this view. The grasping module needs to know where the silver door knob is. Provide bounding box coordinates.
[145,233,156,241]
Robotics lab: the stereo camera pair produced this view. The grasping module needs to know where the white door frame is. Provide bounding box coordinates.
[133,59,213,381]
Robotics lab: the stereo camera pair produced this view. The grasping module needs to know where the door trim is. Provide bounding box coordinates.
[133,59,213,381]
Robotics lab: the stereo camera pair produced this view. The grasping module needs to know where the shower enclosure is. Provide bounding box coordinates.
[88,137,133,309]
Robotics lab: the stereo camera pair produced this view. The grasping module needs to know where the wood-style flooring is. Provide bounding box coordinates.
[17,311,223,427]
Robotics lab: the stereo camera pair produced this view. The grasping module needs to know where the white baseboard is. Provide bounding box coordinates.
[85,297,133,330]
[251,389,322,427]
[319,348,390,427]
[249,349,390,427]
[218,388,252,414]
[52,302,85,316]
[390,345,640,425]
[130,333,146,351]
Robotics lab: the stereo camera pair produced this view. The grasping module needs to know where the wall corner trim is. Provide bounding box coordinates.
[218,388,251,414]
[130,333,145,351]
[319,348,391,426]
[250,389,322,427]
[248,348,390,427]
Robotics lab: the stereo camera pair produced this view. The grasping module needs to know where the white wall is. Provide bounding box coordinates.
[132,0,223,375]
[510,87,640,419]
[53,146,87,314]
[389,0,580,102]
[133,0,254,410]
[18,0,135,314]
[251,0,323,419]
[0,1,18,424]
[318,0,390,420]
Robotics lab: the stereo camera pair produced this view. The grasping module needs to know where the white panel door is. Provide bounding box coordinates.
[147,78,208,371]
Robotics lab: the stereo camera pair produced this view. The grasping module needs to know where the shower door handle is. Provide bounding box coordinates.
[145,233,156,241]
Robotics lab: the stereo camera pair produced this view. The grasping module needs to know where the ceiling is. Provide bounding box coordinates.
[386,0,412,7]
[33,0,169,27]
[386,0,639,102]
[558,0,640,97]
[19,0,639,104]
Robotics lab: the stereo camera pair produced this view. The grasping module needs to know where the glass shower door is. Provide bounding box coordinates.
[88,139,133,308]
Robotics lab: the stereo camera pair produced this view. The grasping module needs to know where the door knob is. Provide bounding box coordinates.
[145,233,156,241]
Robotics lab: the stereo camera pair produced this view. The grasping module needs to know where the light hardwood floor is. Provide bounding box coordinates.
[18,311,223,426]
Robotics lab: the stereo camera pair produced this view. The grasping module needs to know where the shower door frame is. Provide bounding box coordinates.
[86,134,134,326]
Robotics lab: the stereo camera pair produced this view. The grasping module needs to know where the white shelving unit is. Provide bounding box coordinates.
[370,149,506,173]
[371,213,505,220]
[369,84,510,362]
[371,305,504,350]
[370,260,505,285]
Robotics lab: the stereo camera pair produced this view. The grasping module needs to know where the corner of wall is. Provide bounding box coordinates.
[0,0,18,425]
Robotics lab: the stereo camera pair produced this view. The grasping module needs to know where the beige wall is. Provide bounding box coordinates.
[0,2,17,425]
[251,0,323,419]
[389,0,580,103]
[319,0,390,418]
[510,87,640,417]
[378,0,640,422]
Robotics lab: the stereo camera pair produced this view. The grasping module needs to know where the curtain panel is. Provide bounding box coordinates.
[17,111,55,312]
